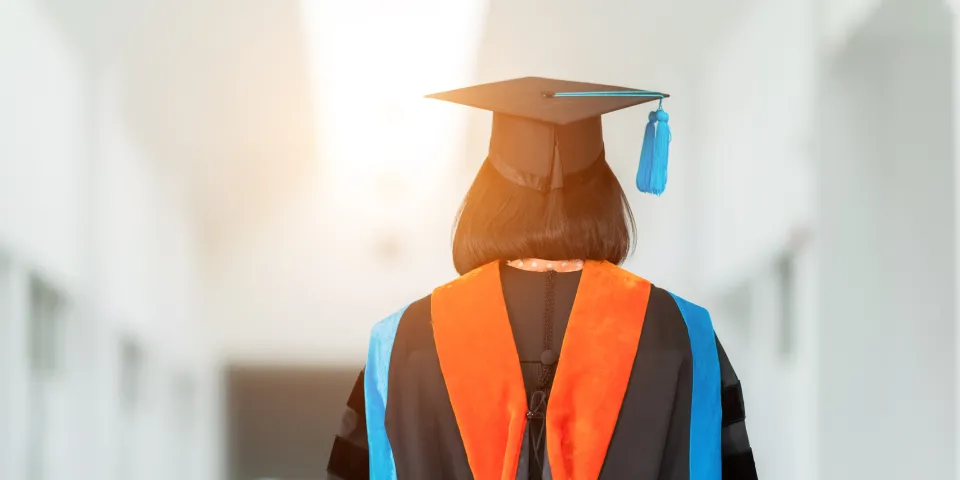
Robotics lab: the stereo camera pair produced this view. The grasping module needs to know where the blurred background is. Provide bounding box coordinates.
[0,0,956,478]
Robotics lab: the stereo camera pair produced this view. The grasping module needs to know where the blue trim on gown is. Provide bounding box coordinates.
[365,305,409,480]
[671,293,722,480]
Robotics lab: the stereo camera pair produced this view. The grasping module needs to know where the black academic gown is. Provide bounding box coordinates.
[327,264,758,479]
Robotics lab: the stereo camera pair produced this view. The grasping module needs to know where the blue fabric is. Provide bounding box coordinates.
[670,293,722,480]
[636,111,659,193]
[648,108,671,195]
[365,305,409,480]
[550,90,664,99]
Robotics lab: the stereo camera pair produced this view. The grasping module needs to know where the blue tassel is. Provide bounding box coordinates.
[636,108,671,195]
[635,111,658,193]
[548,89,672,195]
[651,109,671,194]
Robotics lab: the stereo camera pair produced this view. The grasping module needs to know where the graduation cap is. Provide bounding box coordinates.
[427,77,672,195]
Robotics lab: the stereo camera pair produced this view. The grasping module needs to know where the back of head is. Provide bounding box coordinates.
[432,77,669,274]
[451,155,636,274]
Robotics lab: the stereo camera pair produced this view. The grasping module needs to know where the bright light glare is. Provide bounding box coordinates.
[300,2,488,213]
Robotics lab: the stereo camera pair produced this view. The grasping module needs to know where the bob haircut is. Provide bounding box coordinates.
[452,157,636,275]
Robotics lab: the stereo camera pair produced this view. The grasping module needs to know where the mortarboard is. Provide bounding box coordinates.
[427,76,672,195]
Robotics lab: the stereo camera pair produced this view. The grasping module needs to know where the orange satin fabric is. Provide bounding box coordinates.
[431,260,651,480]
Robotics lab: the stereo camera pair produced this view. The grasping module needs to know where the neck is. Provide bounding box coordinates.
[505,258,584,273]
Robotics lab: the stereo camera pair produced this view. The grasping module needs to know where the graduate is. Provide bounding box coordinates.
[326,77,758,480]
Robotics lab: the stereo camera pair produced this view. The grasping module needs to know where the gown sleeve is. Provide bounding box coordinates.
[326,370,370,480]
[717,338,759,480]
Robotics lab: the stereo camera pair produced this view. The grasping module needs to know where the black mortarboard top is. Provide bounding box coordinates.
[427,76,673,195]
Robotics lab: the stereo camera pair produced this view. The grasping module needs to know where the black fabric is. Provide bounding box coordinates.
[500,265,580,399]
[428,77,665,191]
[721,421,752,457]
[488,113,603,187]
[337,378,367,444]
[486,152,556,191]
[484,126,611,192]
[601,286,692,479]
[716,338,754,468]
[499,266,581,479]
[346,370,365,414]
[427,77,663,126]
[327,369,369,479]
[386,295,472,480]
[717,338,739,387]
[326,436,369,480]
[722,450,759,480]
[329,266,759,480]
[722,383,746,427]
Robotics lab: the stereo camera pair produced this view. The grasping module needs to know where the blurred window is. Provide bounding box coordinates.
[775,251,797,358]
[118,337,146,480]
[120,339,144,409]
[171,373,196,479]
[26,274,67,480]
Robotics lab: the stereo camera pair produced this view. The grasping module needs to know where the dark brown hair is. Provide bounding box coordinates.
[452,157,636,274]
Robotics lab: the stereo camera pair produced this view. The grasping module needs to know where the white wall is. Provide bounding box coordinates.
[819,1,956,477]
[0,0,87,285]
[953,3,960,476]
[819,0,883,55]
[202,0,491,365]
[0,1,222,479]
[692,0,817,294]
[696,1,959,479]
[690,2,819,476]
[0,3,87,478]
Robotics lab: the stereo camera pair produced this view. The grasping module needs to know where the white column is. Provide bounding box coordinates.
[0,257,28,480]
[949,1,960,478]
[0,254,11,480]
[818,2,956,476]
